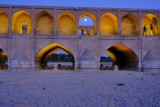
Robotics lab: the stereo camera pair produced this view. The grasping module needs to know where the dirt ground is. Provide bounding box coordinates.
[0,70,160,107]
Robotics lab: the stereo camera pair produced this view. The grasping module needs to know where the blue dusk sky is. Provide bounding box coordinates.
[0,0,160,9]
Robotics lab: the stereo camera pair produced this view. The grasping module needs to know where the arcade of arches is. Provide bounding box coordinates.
[0,9,159,36]
[1,6,160,71]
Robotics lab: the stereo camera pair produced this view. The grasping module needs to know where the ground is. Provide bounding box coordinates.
[0,70,160,107]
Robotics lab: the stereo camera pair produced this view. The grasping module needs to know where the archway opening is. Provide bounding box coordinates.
[0,49,8,70]
[0,10,8,33]
[35,11,53,34]
[79,12,96,35]
[141,14,159,36]
[47,50,73,70]
[121,13,138,36]
[101,44,138,70]
[35,43,75,70]
[100,12,117,35]
[12,10,31,34]
[100,52,113,70]
[57,12,75,35]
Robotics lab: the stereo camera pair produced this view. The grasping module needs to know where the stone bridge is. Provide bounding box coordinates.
[0,5,160,71]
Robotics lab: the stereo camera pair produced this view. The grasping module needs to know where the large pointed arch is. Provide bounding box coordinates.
[35,43,75,70]
[12,10,31,34]
[57,12,75,35]
[0,48,8,70]
[79,12,97,35]
[0,10,8,33]
[35,11,53,34]
[100,12,118,35]
[121,13,138,36]
[101,43,138,70]
[141,13,159,36]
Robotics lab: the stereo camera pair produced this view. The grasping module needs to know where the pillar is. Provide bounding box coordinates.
[53,8,57,37]
[96,10,100,37]
[31,7,35,35]
[8,7,12,34]
[117,10,121,37]
[75,9,79,38]
[138,11,142,38]
[74,59,79,71]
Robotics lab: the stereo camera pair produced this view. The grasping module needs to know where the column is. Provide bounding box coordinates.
[138,60,143,71]
[75,9,79,38]
[138,11,142,38]
[117,10,121,37]
[8,7,12,34]
[96,10,100,37]
[31,7,35,35]
[53,8,57,37]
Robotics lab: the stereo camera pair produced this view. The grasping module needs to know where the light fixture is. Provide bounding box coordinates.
[84,19,87,21]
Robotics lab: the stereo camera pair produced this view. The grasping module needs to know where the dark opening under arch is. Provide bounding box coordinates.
[0,49,8,70]
[101,44,138,70]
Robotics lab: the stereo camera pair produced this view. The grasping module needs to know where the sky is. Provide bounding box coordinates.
[1,0,160,9]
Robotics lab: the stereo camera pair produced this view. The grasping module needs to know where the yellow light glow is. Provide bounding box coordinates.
[100,12,118,35]
[141,13,159,36]
[35,11,53,34]
[12,10,31,34]
[57,12,75,35]
[105,50,116,62]
[35,43,74,61]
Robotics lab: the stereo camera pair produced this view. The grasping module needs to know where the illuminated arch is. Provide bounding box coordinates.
[141,14,159,36]
[0,10,8,33]
[35,11,53,34]
[57,12,75,35]
[35,43,75,69]
[100,12,117,35]
[0,48,8,70]
[101,43,138,70]
[12,10,31,34]
[121,13,138,36]
[79,12,97,35]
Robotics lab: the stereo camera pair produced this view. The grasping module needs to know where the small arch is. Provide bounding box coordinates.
[0,49,8,70]
[12,10,31,34]
[57,12,75,35]
[141,13,159,36]
[101,43,138,70]
[121,13,138,36]
[79,12,97,35]
[0,10,8,33]
[100,12,118,35]
[35,11,53,34]
[35,43,75,70]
